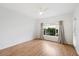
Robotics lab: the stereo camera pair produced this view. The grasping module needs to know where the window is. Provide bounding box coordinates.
[43,24,59,36]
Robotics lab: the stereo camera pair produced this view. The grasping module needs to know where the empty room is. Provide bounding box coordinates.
[0,3,79,56]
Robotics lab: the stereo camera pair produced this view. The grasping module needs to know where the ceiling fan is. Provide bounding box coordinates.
[39,6,48,15]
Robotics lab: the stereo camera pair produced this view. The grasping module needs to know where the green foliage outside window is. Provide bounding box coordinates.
[44,28,58,36]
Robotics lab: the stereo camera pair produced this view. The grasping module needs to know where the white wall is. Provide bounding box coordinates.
[73,5,79,55]
[36,13,73,45]
[0,6,36,49]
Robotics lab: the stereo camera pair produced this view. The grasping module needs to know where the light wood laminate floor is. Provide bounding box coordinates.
[0,39,78,56]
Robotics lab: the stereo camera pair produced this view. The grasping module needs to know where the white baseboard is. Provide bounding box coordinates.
[74,46,79,55]
[0,38,33,50]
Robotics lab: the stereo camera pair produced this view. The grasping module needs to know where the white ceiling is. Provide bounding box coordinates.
[0,3,78,19]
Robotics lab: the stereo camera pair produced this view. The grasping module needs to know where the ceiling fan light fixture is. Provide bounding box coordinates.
[40,11,43,15]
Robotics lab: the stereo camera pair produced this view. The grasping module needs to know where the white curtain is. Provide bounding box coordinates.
[40,23,44,39]
[59,21,65,44]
